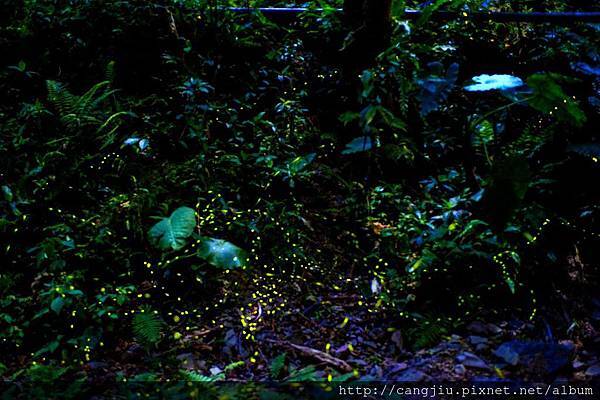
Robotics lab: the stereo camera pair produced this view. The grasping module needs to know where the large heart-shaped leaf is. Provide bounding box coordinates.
[148,207,196,251]
[526,73,586,127]
[196,237,248,269]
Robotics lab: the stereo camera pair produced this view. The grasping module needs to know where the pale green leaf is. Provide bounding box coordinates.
[148,206,196,251]
[196,237,248,269]
[50,297,65,314]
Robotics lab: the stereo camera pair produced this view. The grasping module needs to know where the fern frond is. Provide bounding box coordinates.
[105,60,116,84]
[91,88,119,109]
[46,79,128,138]
[132,311,163,346]
[270,353,286,379]
[406,314,452,350]
[46,80,78,117]
[78,81,110,114]
[180,369,223,382]
[96,111,128,134]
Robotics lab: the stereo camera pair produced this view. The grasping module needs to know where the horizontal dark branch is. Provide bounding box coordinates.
[228,7,600,24]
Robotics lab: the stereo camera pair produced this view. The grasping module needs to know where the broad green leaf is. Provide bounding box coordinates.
[504,276,516,294]
[287,153,316,175]
[379,107,406,130]
[196,237,248,269]
[359,105,378,125]
[407,250,436,273]
[391,0,406,18]
[458,219,488,238]
[418,0,450,24]
[34,339,61,357]
[339,111,359,125]
[50,297,65,314]
[2,185,13,202]
[148,207,196,251]
[526,73,586,126]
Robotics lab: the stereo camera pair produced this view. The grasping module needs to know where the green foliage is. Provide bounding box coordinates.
[342,136,372,155]
[417,62,459,115]
[406,315,453,350]
[148,207,196,251]
[483,156,531,227]
[417,0,468,24]
[46,79,129,146]
[270,352,287,379]
[275,153,317,187]
[527,73,586,126]
[132,311,163,346]
[50,296,65,314]
[196,237,249,269]
[180,369,223,382]
[285,365,320,382]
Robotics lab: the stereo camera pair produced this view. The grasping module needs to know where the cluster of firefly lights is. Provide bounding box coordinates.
[135,192,378,353]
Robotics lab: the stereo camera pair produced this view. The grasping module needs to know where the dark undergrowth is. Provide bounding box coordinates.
[1,0,599,398]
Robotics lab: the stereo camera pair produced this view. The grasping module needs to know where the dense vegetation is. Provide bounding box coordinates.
[1,0,599,397]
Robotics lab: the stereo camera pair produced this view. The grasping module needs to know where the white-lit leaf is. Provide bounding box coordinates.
[464,74,524,92]
[197,237,248,269]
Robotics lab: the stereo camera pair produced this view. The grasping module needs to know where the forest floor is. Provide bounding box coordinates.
[80,275,600,386]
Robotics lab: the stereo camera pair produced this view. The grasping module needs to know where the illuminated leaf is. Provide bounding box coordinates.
[464,74,524,92]
[50,297,65,314]
[148,207,196,251]
[196,237,248,269]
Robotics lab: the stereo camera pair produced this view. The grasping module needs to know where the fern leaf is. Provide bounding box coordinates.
[270,353,286,379]
[132,311,163,346]
[406,314,451,350]
[46,80,78,118]
[78,81,110,114]
[180,369,223,382]
[91,89,119,109]
[105,60,116,84]
[96,111,128,134]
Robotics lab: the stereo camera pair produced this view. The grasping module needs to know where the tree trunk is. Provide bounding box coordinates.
[342,0,392,72]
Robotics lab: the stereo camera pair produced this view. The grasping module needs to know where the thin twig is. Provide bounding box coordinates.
[265,339,352,372]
